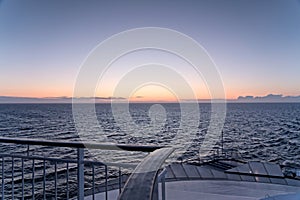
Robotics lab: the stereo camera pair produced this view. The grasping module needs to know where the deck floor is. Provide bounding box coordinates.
[162,180,300,200]
[85,161,300,200]
[165,162,300,187]
[85,180,300,200]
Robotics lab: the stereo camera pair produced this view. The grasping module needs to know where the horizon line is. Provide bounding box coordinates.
[1,94,300,103]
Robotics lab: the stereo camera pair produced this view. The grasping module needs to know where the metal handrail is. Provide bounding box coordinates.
[0,136,166,200]
[118,147,174,200]
[0,137,163,152]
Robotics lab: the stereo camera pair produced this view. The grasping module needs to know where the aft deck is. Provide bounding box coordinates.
[86,179,300,200]
[85,159,300,199]
[162,160,300,200]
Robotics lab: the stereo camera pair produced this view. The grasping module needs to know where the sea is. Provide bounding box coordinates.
[0,103,299,198]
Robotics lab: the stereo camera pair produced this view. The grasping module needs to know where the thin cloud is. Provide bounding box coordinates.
[135,96,144,99]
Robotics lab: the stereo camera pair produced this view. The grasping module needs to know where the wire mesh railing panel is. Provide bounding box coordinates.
[0,151,122,200]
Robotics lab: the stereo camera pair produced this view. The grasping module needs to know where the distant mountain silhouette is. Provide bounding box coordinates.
[0,96,126,103]
[236,94,300,102]
[1,94,300,103]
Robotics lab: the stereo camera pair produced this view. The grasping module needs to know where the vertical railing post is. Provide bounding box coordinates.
[66,162,69,200]
[43,159,46,199]
[152,177,159,200]
[92,164,95,200]
[221,130,224,156]
[27,145,29,156]
[21,158,24,200]
[105,165,108,200]
[118,166,122,194]
[161,174,166,200]
[2,157,4,200]
[32,159,35,200]
[77,148,84,200]
[54,162,57,200]
[12,156,14,200]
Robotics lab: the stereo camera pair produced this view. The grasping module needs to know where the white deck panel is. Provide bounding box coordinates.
[249,161,268,175]
[182,164,201,179]
[263,162,284,177]
[162,180,300,200]
[85,180,300,200]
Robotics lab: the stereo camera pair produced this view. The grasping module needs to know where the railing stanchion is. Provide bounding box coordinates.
[119,166,122,194]
[43,159,46,199]
[92,164,95,200]
[55,161,57,200]
[161,173,166,200]
[77,148,84,200]
[66,162,69,200]
[105,165,108,200]
[1,157,4,200]
[153,178,159,200]
[21,158,24,200]
[32,159,35,200]
[12,156,14,200]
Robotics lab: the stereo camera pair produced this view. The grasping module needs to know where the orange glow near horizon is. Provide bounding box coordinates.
[128,85,180,102]
[2,85,299,101]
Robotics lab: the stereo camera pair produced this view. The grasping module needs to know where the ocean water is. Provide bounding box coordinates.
[0,103,299,198]
[1,103,299,164]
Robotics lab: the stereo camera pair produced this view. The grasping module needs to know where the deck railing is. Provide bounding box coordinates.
[118,147,173,200]
[0,137,168,200]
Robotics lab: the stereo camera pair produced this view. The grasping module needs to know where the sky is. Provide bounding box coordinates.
[1,0,300,101]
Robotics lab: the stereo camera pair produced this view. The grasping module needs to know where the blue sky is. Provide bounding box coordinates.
[0,0,300,100]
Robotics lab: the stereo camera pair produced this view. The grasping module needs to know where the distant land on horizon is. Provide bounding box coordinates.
[235,94,300,103]
[1,94,300,103]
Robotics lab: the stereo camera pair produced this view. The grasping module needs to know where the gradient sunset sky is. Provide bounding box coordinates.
[1,0,300,101]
